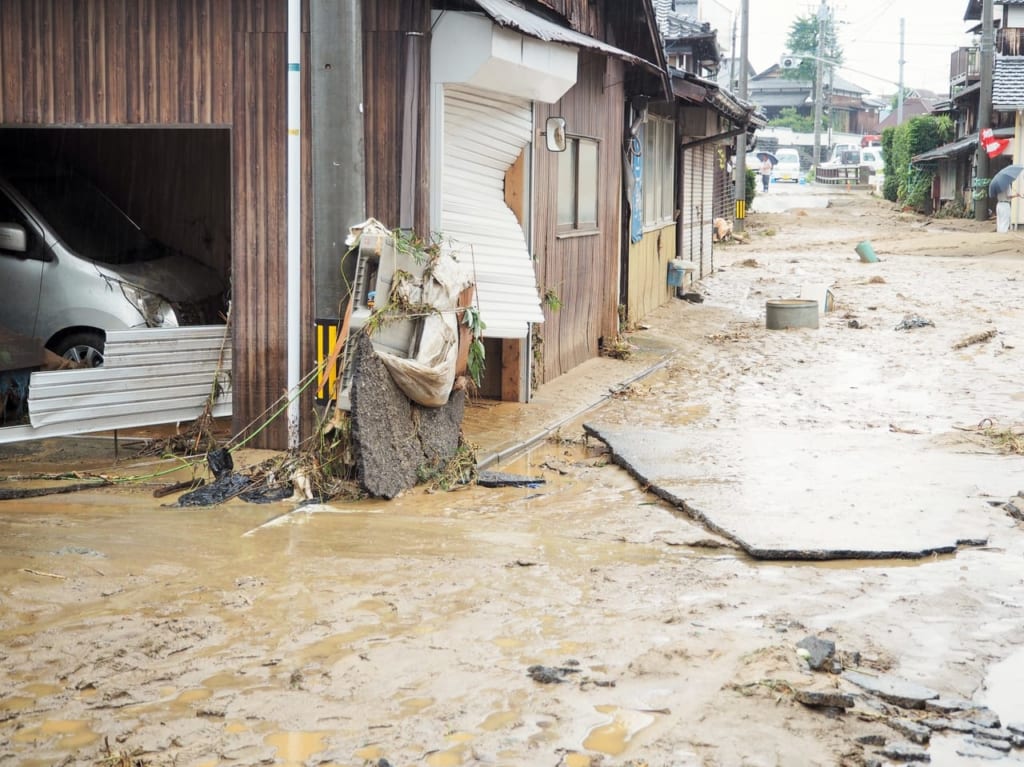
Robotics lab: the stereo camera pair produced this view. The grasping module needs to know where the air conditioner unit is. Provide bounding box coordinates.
[335,231,424,411]
[780,56,801,69]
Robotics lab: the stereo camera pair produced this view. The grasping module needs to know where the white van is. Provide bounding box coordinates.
[0,163,226,366]
[772,148,802,183]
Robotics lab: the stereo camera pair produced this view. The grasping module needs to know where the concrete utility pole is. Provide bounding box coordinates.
[897,18,905,126]
[733,0,749,233]
[812,0,827,168]
[975,0,994,221]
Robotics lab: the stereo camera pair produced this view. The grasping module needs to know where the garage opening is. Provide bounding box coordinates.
[0,127,231,430]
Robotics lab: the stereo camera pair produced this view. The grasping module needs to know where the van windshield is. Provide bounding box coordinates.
[12,173,161,265]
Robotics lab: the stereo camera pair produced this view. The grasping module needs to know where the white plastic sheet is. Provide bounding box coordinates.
[376,250,475,408]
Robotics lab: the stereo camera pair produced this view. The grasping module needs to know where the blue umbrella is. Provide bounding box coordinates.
[989,165,1023,197]
[756,151,778,166]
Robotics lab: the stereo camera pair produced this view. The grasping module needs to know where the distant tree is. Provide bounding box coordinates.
[889,87,915,110]
[783,9,843,84]
[769,107,815,133]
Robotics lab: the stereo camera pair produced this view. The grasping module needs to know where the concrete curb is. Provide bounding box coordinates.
[474,355,674,470]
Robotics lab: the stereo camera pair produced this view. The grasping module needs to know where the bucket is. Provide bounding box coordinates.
[855,240,879,263]
[667,260,685,287]
[766,299,819,330]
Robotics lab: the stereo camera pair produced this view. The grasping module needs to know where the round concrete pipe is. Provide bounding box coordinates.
[766,299,819,330]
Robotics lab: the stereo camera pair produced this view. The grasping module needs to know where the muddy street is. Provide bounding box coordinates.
[2,187,1024,766]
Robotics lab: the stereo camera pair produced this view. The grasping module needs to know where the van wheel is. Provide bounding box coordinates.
[52,332,105,368]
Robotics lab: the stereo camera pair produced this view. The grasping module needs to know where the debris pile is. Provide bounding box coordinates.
[784,634,1024,763]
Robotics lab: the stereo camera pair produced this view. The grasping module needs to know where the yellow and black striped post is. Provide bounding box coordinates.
[315,318,339,403]
[735,198,746,220]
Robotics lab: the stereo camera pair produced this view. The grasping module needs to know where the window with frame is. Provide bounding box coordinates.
[642,116,676,228]
[557,136,599,233]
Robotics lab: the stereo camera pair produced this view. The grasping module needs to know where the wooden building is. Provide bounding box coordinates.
[0,0,669,448]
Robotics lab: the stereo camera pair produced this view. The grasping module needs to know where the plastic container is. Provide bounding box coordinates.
[855,240,879,263]
[766,299,819,330]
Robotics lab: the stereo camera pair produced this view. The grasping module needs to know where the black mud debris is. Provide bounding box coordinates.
[894,315,935,331]
[527,663,582,684]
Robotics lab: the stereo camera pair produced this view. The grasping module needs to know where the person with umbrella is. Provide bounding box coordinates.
[760,155,773,192]
[989,165,1023,232]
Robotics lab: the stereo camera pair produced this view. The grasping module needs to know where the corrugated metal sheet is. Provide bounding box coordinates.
[441,85,543,339]
[682,148,698,267]
[468,0,651,68]
[0,326,231,444]
[699,145,715,277]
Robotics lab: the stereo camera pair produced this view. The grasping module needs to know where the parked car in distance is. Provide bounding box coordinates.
[771,148,802,183]
[825,147,885,173]
[0,163,226,367]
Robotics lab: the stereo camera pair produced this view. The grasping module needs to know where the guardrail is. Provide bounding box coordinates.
[815,165,870,186]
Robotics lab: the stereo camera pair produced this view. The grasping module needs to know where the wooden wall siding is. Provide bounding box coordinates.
[0,128,233,278]
[231,14,290,447]
[0,0,241,125]
[626,225,676,325]
[362,1,431,236]
[533,53,624,384]
[0,0,306,448]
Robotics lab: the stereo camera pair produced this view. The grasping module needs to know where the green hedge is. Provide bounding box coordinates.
[882,116,953,209]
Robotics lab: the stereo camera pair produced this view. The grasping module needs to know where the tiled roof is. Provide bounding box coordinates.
[652,0,710,40]
[992,56,1024,109]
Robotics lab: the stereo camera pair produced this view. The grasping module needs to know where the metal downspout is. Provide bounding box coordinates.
[286,0,302,448]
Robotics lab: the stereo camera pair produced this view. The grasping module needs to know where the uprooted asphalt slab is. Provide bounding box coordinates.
[583,423,1024,560]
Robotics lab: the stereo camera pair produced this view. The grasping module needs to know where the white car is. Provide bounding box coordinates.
[771,148,802,183]
[826,147,884,173]
[0,163,226,366]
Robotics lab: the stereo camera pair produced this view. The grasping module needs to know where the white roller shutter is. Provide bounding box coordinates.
[441,85,544,339]
[700,145,715,277]
[682,148,699,265]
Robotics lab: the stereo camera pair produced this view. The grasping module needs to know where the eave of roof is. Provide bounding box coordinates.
[671,69,766,127]
[468,0,671,96]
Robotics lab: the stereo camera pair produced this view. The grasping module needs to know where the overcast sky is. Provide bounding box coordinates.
[723,0,975,96]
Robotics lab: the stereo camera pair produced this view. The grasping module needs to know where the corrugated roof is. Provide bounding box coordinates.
[993,55,1024,110]
[468,0,650,68]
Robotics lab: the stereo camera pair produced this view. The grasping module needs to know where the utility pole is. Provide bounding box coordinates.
[975,0,994,221]
[733,0,749,233]
[812,0,827,168]
[730,15,738,91]
[897,18,905,126]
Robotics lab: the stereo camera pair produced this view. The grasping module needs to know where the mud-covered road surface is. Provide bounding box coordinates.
[2,187,1024,766]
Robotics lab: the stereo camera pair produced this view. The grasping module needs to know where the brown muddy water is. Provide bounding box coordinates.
[2,440,1023,766]
[3,190,1024,766]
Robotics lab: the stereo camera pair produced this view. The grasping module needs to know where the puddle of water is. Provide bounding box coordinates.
[225,720,249,734]
[425,748,464,766]
[445,731,474,744]
[581,705,655,756]
[564,754,592,767]
[492,636,525,650]
[354,744,385,761]
[398,696,434,715]
[21,682,61,697]
[979,647,1024,723]
[479,709,520,731]
[13,719,99,749]
[0,695,34,713]
[264,730,327,764]
[176,688,212,705]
